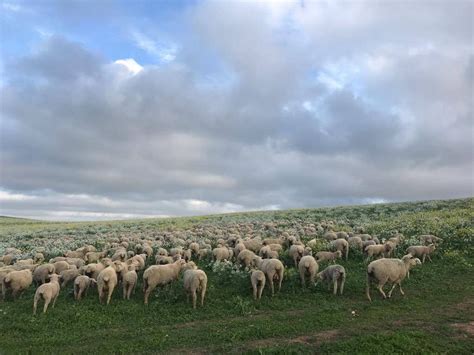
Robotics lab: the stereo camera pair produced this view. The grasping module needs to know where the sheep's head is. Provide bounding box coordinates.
[429,244,436,251]
[335,251,342,258]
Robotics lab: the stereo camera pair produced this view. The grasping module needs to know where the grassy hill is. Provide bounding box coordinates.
[0,198,473,353]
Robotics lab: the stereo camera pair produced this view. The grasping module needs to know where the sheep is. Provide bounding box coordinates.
[97,261,125,305]
[183,269,208,309]
[83,263,105,280]
[182,249,192,262]
[315,251,342,264]
[188,242,200,256]
[65,257,85,269]
[16,259,34,266]
[60,267,80,288]
[384,241,397,257]
[198,249,211,260]
[143,259,186,305]
[156,248,168,257]
[364,243,392,262]
[34,253,45,264]
[419,235,443,245]
[253,256,284,296]
[336,231,349,240]
[155,255,174,265]
[347,236,363,250]
[2,269,33,300]
[74,275,97,301]
[65,250,86,260]
[362,240,376,250]
[315,265,346,295]
[298,255,319,287]
[242,239,262,253]
[237,249,256,268]
[126,255,145,270]
[289,245,305,267]
[366,255,421,302]
[85,251,106,264]
[182,261,198,272]
[323,232,337,241]
[250,269,266,300]
[53,261,70,274]
[212,247,233,262]
[0,254,16,265]
[406,244,436,263]
[122,265,138,300]
[111,250,127,262]
[169,247,183,258]
[33,274,61,315]
[357,234,373,241]
[234,241,247,257]
[329,239,349,260]
[33,264,55,285]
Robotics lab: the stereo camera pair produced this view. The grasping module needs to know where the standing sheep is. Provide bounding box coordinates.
[237,249,256,268]
[250,269,266,301]
[253,256,284,296]
[298,255,319,287]
[315,251,342,264]
[406,244,436,263]
[329,239,349,260]
[97,261,125,305]
[33,274,61,315]
[33,264,55,286]
[143,259,186,305]
[74,275,97,301]
[419,235,443,245]
[315,265,346,296]
[2,269,33,300]
[183,269,208,309]
[289,245,305,267]
[366,255,421,301]
[122,265,138,300]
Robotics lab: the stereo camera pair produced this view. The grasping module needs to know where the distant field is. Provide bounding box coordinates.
[1,198,473,353]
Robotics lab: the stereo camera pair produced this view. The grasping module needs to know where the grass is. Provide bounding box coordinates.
[0,198,473,353]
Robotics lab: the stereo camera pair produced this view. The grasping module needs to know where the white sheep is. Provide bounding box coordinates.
[406,244,436,263]
[315,265,346,296]
[33,274,61,315]
[74,275,97,301]
[237,249,257,268]
[366,255,421,301]
[250,269,266,300]
[298,255,319,287]
[419,235,443,245]
[143,259,186,305]
[289,245,305,267]
[97,261,125,305]
[315,251,342,264]
[364,243,392,262]
[33,264,55,285]
[122,265,138,300]
[183,269,208,309]
[60,267,80,288]
[2,269,33,300]
[253,256,284,296]
[329,239,349,260]
[212,247,233,262]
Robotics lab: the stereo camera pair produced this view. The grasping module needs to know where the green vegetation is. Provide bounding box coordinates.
[0,198,473,353]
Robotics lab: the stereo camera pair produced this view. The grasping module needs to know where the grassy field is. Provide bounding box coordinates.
[0,198,473,353]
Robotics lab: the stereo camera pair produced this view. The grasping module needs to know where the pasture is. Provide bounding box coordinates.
[0,198,473,353]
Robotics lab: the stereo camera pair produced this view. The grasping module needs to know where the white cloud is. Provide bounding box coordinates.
[114,58,143,75]
[130,30,177,63]
[0,190,36,202]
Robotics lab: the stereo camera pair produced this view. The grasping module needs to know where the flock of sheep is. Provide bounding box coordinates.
[0,220,442,314]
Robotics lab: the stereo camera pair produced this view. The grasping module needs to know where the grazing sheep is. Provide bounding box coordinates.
[289,245,305,267]
[253,256,284,296]
[143,259,186,305]
[212,247,233,262]
[316,265,346,295]
[323,232,338,241]
[315,251,342,264]
[298,255,319,287]
[182,249,192,262]
[65,258,85,270]
[183,269,208,309]
[366,255,421,301]
[242,239,262,253]
[419,235,443,245]
[60,267,80,288]
[53,261,70,274]
[364,243,392,262]
[406,244,436,263]
[65,250,86,260]
[357,234,373,241]
[122,265,138,300]
[362,240,376,250]
[34,253,45,264]
[97,261,125,305]
[234,241,247,257]
[85,251,106,264]
[0,254,16,265]
[33,274,61,315]
[347,236,363,250]
[16,259,34,266]
[33,264,55,285]
[237,249,256,268]
[2,269,33,300]
[83,263,105,280]
[74,275,96,301]
[329,239,349,260]
[188,242,200,255]
[111,250,127,262]
[250,269,266,300]
[198,248,211,260]
[336,231,349,240]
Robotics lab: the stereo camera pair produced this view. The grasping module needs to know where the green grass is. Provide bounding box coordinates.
[0,198,473,353]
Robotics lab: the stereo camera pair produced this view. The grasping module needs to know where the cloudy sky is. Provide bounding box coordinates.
[0,0,473,221]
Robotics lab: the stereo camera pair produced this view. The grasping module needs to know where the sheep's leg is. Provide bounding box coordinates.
[339,276,345,295]
[398,282,405,296]
[106,287,113,305]
[278,271,283,292]
[74,285,78,300]
[422,254,426,263]
[300,274,305,288]
[427,254,432,262]
[333,278,338,295]
[144,285,154,305]
[123,283,127,299]
[192,290,197,309]
[377,283,387,299]
[201,284,206,307]
[33,295,39,315]
[258,285,264,300]
[43,298,50,313]
[253,285,257,300]
[388,283,397,298]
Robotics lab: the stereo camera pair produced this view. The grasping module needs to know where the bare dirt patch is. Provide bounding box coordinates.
[451,322,474,337]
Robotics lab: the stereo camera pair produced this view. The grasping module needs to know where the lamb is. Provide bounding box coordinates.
[329,239,349,260]
[253,256,284,296]
[183,269,208,309]
[33,274,61,315]
[315,251,342,264]
[406,244,436,263]
[143,259,186,305]
[60,267,80,288]
[366,255,421,301]
[212,247,233,262]
[250,269,266,300]
[315,265,346,295]
[2,269,33,300]
[122,265,138,300]
[298,255,319,287]
[289,245,305,267]
[74,275,97,301]
[364,243,392,262]
[237,249,256,268]
[33,264,56,285]
[419,235,443,245]
[97,261,125,305]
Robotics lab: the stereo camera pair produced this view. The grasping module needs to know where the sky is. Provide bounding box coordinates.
[0,0,473,221]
